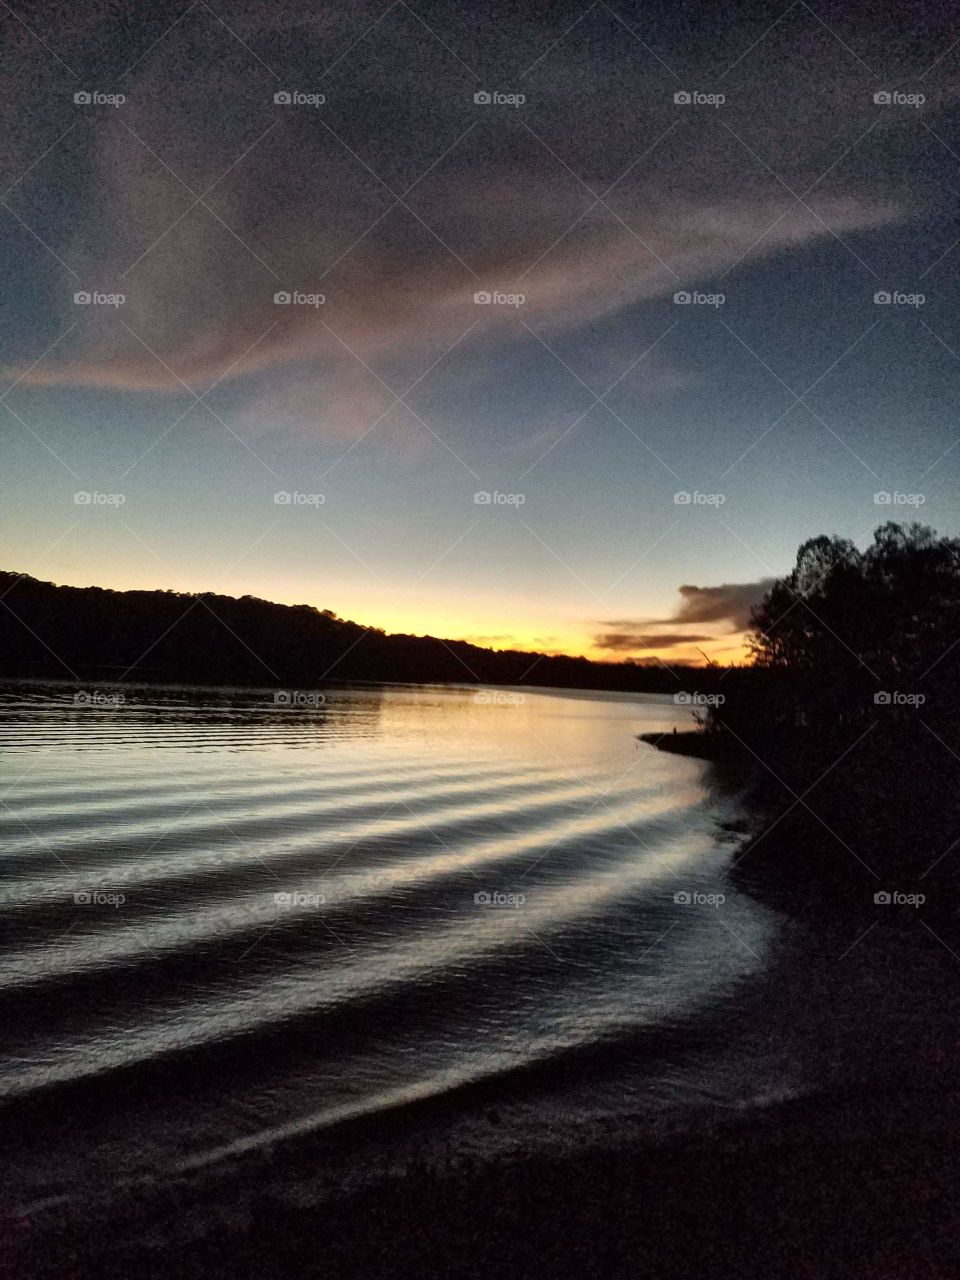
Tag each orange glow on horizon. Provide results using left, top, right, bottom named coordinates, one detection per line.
left=13, top=559, right=751, bottom=669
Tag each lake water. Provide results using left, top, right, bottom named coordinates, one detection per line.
left=0, top=680, right=954, bottom=1223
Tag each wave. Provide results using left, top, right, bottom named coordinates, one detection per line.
left=0, top=682, right=767, bottom=1213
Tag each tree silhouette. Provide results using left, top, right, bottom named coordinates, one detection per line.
left=752, top=522, right=959, bottom=661
left=709, top=524, right=960, bottom=900
left=0, top=570, right=702, bottom=695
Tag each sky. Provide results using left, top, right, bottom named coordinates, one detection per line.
left=2, top=0, right=960, bottom=664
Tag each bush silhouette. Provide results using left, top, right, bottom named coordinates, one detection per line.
left=708, top=523, right=960, bottom=903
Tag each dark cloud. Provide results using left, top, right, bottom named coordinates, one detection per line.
left=595, top=578, right=775, bottom=653
left=594, top=631, right=715, bottom=652
left=656, top=580, right=777, bottom=631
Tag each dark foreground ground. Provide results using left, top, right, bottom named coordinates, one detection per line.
left=8, top=1084, right=960, bottom=1280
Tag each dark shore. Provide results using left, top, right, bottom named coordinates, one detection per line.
left=8, top=1082, right=960, bottom=1280
left=637, top=729, right=717, bottom=758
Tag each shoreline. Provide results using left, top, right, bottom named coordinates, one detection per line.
left=636, top=729, right=717, bottom=758
left=6, top=690, right=957, bottom=1277
left=9, top=1081, right=960, bottom=1279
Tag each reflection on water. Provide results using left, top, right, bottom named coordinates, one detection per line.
left=0, top=679, right=777, bottom=1209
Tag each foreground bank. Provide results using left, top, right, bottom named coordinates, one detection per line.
left=9, top=1081, right=960, bottom=1279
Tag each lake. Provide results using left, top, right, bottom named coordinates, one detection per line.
left=0, top=680, right=954, bottom=1225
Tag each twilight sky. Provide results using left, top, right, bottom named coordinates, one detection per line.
left=2, top=0, right=960, bottom=663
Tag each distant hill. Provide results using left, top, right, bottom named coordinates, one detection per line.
left=0, top=572, right=717, bottom=693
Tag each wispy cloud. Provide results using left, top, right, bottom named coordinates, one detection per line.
left=1, top=0, right=921, bottom=434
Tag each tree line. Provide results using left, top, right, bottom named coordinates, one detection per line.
left=705, top=523, right=960, bottom=902
left=0, top=571, right=702, bottom=694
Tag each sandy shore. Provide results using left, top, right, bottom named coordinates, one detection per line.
left=8, top=1082, right=960, bottom=1279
